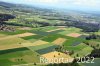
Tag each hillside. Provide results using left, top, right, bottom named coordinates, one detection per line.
left=0, top=1, right=100, bottom=32
left=0, top=1, right=100, bottom=66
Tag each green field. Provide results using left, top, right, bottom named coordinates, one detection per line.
left=36, top=45, right=58, bottom=55
left=72, top=46, right=93, bottom=57
left=41, top=34, right=73, bottom=42
left=58, top=27, right=82, bottom=35
left=28, top=43, right=54, bottom=51
left=63, top=37, right=85, bottom=46
left=64, top=43, right=88, bottom=52
left=0, top=49, right=40, bottom=66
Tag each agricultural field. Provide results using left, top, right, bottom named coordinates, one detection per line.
left=0, top=26, right=97, bottom=66
left=41, top=51, right=74, bottom=63
left=0, top=1, right=100, bottom=66
left=0, top=34, right=7, bottom=38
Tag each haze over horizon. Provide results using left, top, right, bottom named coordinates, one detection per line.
left=0, top=0, right=100, bottom=12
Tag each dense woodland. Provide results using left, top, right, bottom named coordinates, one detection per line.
left=0, top=14, right=15, bottom=31
left=65, top=21, right=100, bottom=32
left=89, top=49, right=100, bottom=58
left=85, top=34, right=100, bottom=40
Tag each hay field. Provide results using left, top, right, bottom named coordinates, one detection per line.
left=0, top=34, right=7, bottom=38
left=17, top=32, right=36, bottom=37
left=21, top=40, right=49, bottom=47
left=41, top=51, right=73, bottom=63
left=67, top=33, right=81, bottom=37
left=52, top=38, right=66, bottom=45
left=0, top=32, right=36, bottom=40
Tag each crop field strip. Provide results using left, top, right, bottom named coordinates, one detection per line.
left=52, top=38, right=66, bottom=45
left=21, top=35, right=44, bottom=40
left=21, top=40, right=49, bottom=47
left=0, top=29, right=34, bottom=35
left=41, top=51, right=74, bottom=63
left=46, top=27, right=66, bottom=32
left=72, top=46, right=93, bottom=57
left=41, top=34, right=73, bottom=42
left=58, top=27, right=82, bottom=35
left=63, top=37, right=85, bottom=46
left=0, top=47, right=29, bottom=55
left=32, top=31, right=50, bottom=36
left=0, top=39, right=49, bottom=51
left=35, top=45, right=58, bottom=55
left=64, top=43, right=88, bottom=52
left=66, top=33, right=82, bottom=38
left=38, top=26, right=58, bottom=31
left=46, top=28, right=61, bottom=32
left=0, top=32, right=35, bottom=41
left=28, top=43, right=54, bottom=51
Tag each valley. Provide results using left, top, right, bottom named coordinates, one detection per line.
left=0, top=1, right=100, bottom=66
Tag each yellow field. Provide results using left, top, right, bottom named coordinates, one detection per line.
left=0, top=39, right=48, bottom=50
left=0, top=32, right=36, bottom=40
left=21, top=40, right=49, bottom=47
left=67, top=33, right=81, bottom=37
left=52, top=38, right=66, bottom=45
left=0, top=37, right=28, bottom=50
left=41, top=51, right=74, bottom=63
left=0, top=44, right=24, bottom=50
left=17, top=32, right=36, bottom=37
left=0, top=34, right=7, bottom=38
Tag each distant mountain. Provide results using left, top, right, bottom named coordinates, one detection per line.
left=0, top=1, right=16, bottom=8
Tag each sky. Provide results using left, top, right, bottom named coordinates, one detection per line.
left=0, top=0, right=100, bottom=11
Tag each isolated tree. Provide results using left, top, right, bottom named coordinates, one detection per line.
left=76, top=54, right=79, bottom=57
left=58, top=53, right=60, bottom=55
left=54, top=55, right=56, bottom=57
left=34, top=63, right=36, bottom=65
left=96, top=44, right=99, bottom=47
left=70, top=50, right=74, bottom=55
